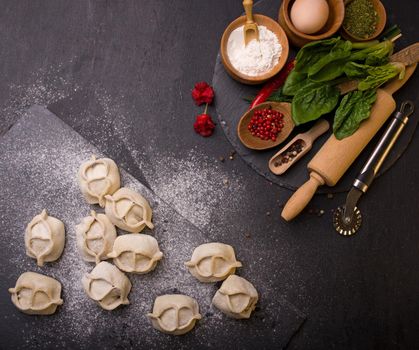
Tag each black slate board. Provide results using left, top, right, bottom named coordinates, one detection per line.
left=213, top=0, right=419, bottom=193
left=0, top=106, right=305, bottom=349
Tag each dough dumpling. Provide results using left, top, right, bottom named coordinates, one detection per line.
left=25, top=209, right=65, bottom=266
left=8, top=272, right=63, bottom=315
left=82, top=261, right=131, bottom=310
left=212, top=275, right=258, bottom=319
left=104, top=187, right=154, bottom=233
left=78, top=155, right=121, bottom=207
left=185, top=242, right=242, bottom=282
left=76, top=210, right=117, bottom=264
left=107, top=234, right=163, bottom=274
left=147, top=294, right=202, bottom=335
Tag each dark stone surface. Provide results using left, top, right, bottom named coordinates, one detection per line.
left=0, top=0, right=418, bottom=349
left=0, top=106, right=305, bottom=349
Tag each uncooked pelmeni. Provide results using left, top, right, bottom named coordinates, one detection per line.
left=104, top=187, right=154, bottom=233
left=25, top=209, right=65, bottom=266
left=8, top=272, right=63, bottom=315
left=76, top=210, right=117, bottom=264
left=107, top=234, right=163, bottom=274
left=185, top=242, right=242, bottom=282
left=78, top=155, right=121, bottom=207
left=147, top=294, right=202, bottom=335
left=212, top=275, right=258, bottom=319
left=82, top=261, right=131, bottom=310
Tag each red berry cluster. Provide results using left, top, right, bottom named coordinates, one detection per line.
left=247, top=108, right=284, bottom=141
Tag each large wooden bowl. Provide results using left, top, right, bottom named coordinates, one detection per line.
left=278, top=0, right=345, bottom=48
left=341, top=0, right=386, bottom=41
left=220, top=14, right=289, bottom=85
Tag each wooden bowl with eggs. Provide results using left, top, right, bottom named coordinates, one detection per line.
left=220, top=14, right=289, bottom=85
left=278, top=0, right=345, bottom=47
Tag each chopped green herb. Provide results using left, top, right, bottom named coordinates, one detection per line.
left=343, top=0, right=378, bottom=39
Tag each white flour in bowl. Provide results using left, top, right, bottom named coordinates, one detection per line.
left=227, top=25, right=282, bottom=77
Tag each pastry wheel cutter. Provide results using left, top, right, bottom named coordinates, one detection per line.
left=333, top=100, right=415, bottom=236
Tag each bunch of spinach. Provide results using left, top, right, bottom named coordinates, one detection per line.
left=273, top=37, right=402, bottom=139
left=333, top=89, right=377, bottom=140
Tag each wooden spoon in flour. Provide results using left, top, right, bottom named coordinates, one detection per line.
left=242, top=0, right=259, bottom=46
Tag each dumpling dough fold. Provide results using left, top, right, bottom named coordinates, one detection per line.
left=25, top=209, right=65, bottom=266
left=9, top=271, right=63, bottom=315
left=105, top=187, right=154, bottom=233
left=82, top=261, right=131, bottom=310
left=76, top=210, right=117, bottom=264
left=147, top=294, right=201, bottom=335
left=78, top=155, right=121, bottom=207
left=107, top=234, right=163, bottom=274
left=212, top=275, right=258, bottom=319
left=185, top=242, right=242, bottom=282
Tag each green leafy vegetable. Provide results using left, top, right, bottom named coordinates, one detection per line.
left=281, top=37, right=396, bottom=136
left=349, top=40, right=393, bottom=65
left=292, top=83, right=340, bottom=125
left=282, top=70, right=309, bottom=96
left=344, top=62, right=405, bottom=90
left=266, top=87, right=293, bottom=103
left=308, top=40, right=352, bottom=77
left=309, top=59, right=348, bottom=82
left=333, top=89, right=377, bottom=139
left=295, top=37, right=340, bottom=73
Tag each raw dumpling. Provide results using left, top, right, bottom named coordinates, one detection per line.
left=104, top=187, right=154, bottom=233
left=76, top=210, right=117, bottom=264
left=82, top=261, right=131, bottom=310
left=212, top=275, right=258, bottom=319
left=185, top=242, right=242, bottom=282
left=147, top=294, right=202, bottom=335
left=25, top=209, right=65, bottom=266
left=8, top=272, right=63, bottom=315
left=78, top=155, right=121, bottom=207
left=107, top=234, right=163, bottom=274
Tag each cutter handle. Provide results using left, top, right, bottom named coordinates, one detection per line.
left=355, top=101, right=413, bottom=192
left=281, top=172, right=325, bottom=221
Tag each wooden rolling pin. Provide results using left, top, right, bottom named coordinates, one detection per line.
left=281, top=63, right=417, bottom=221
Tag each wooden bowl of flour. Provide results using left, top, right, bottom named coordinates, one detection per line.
left=220, top=14, right=289, bottom=85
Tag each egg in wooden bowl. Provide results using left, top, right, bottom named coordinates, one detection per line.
left=278, top=0, right=345, bottom=47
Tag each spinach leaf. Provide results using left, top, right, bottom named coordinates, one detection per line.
left=308, top=40, right=352, bottom=77
left=266, top=87, right=293, bottom=103
left=333, top=89, right=377, bottom=140
left=344, top=62, right=405, bottom=90
left=343, top=61, right=367, bottom=78
left=358, top=63, right=404, bottom=90
left=365, top=40, right=393, bottom=65
left=349, top=40, right=393, bottom=65
left=292, top=83, right=340, bottom=125
left=282, top=70, right=309, bottom=96
left=295, top=37, right=341, bottom=73
left=309, top=58, right=348, bottom=82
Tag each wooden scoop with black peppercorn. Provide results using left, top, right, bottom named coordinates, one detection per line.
left=269, top=119, right=329, bottom=175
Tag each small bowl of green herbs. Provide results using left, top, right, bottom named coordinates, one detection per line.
left=342, top=0, right=386, bottom=41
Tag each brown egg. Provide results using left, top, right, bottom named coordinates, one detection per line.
left=290, top=0, right=330, bottom=34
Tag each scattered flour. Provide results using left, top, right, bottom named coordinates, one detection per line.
left=0, top=61, right=79, bottom=135
left=0, top=63, right=304, bottom=348
left=139, top=148, right=247, bottom=231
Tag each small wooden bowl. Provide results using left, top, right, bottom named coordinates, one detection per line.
left=341, top=0, right=386, bottom=41
left=278, top=0, right=345, bottom=48
left=220, top=15, right=289, bottom=85
left=237, top=102, right=294, bottom=150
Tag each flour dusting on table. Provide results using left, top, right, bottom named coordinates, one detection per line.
left=0, top=106, right=304, bottom=349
